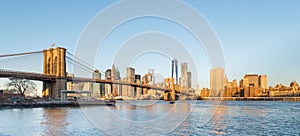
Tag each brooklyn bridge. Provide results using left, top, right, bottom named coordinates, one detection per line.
left=0, top=47, right=178, bottom=101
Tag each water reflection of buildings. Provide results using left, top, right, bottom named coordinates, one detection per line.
left=42, top=108, right=68, bottom=136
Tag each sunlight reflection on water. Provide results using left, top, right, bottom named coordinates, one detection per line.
left=0, top=101, right=299, bottom=136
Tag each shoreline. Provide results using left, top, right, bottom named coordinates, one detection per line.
left=200, top=97, right=300, bottom=101
left=0, top=101, right=115, bottom=109
left=1, top=97, right=300, bottom=109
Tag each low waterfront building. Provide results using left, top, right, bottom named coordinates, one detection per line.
left=200, top=88, right=210, bottom=98
left=269, top=81, right=300, bottom=97
left=240, top=74, right=268, bottom=97
left=224, top=79, right=239, bottom=97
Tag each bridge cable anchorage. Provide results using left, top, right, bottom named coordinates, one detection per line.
left=0, top=51, right=43, bottom=58
left=66, top=52, right=105, bottom=74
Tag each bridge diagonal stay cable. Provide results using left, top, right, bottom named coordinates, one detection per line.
left=67, top=52, right=96, bottom=68
left=66, top=57, right=94, bottom=73
left=66, top=52, right=105, bottom=74
left=66, top=55, right=105, bottom=76
left=66, top=57, right=104, bottom=76
left=66, top=59, right=94, bottom=75
left=66, top=56, right=95, bottom=71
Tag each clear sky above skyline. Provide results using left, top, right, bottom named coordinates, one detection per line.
left=0, top=0, right=300, bottom=88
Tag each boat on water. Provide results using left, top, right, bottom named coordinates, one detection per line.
left=114, top=96, right=123, bottom=100
left=169, top=101, right=175, bottom=104
left=105, top=100, right=116, bottom=106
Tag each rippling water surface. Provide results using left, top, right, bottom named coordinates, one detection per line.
left=0, top=101, right=299, bottom=135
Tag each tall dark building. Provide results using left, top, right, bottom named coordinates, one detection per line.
left=171, top=59, right=179, bottom=84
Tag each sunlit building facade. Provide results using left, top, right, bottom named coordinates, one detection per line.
left=210, top=67, right=225, bottom=97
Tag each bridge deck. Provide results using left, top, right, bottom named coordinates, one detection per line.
left=0, top=69, right=56, bottom=82
left=0, top=69, right=179, bottom=93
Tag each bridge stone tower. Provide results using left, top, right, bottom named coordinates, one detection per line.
left=164, top=78, right=176, bottom=101
left=42, top=47, right=67, bottom=100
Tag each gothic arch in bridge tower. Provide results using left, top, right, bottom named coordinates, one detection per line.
left=42, top=47, right=67, bottom=100
left=47, top=58, right=51, bottom=74
left=53, top=56, right=57, bottom=75
left=43, top=47, right=66, bottom=77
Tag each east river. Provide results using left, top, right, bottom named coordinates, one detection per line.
left=0, top=101, right=299, bottom=135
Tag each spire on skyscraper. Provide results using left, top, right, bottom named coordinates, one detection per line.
left=171, top=58, right=178, bottom=84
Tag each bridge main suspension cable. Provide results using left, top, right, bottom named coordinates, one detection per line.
left=0, top=50, right=106, bottom=76
left=0, top=51, right=43, bottom=58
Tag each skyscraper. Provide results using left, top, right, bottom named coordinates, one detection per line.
left=171, top=59, right=179, bottom=84
left=111, top=64, right=119, bottom=96
left=148, top=69, right=155, bottom=85
left=105, top=69, right=112, bottom=80
left=127, top=67, right=135, bottom=82
left=141, top=69, right=155, bottom=96
left=135, top=74, right=142, bottom=96
left=126, top=67, right=135, bottom=97
left=92, top=70, right=101, bottom=98
left=105, top=69, right=112, bottom=96
left=181, top=63, right=188, bottom=93
left=111, top=65, right=116, bottom=81
left=210, top=67, right=225, bottom=97
left=116, top=67, right=121, bottom=80
left=115, top=67, right=121, bottom=96
left=187, top=71, right=192, bottom=89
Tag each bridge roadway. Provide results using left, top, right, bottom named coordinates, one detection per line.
left=0, top=69, right=56, bottom=82
left=0, top=69, right=176, bottom=93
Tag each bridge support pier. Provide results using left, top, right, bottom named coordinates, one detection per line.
left=164, top=91, right=175, bottom=101
left=110, top=83, right=114, bottom=98
left=43, top=78, right=67, bottom=100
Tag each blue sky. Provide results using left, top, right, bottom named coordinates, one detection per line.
left=0, top=0, right=300, bottom=90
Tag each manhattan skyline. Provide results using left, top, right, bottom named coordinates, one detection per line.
left=0, top=0, right=299, bottom=88
left=1, top=1, right=300, bottom=135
